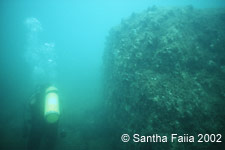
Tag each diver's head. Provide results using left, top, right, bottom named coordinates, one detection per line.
left=34, top=82, right=53, bottom=92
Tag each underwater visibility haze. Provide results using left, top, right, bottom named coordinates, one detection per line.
left=0, top=0, right=225, bottom=150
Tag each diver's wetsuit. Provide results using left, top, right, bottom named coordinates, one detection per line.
left=27, top=89, right=58, bottom=150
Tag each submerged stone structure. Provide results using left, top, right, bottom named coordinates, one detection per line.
left=103, top=6, right=225, bottom=150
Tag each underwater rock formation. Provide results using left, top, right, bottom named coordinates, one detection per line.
left=103, top=6, right=225, bottom=150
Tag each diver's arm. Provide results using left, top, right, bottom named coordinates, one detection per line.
left=22, top=93, right=36, bottom=138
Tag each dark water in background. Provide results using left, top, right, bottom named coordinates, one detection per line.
left=0, top=0, right=225, bottom=150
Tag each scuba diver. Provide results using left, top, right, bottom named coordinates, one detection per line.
left=23, top=84, right=60, bottom=150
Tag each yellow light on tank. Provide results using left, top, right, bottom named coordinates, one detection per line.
left=44, top=86, right=60, bottom=123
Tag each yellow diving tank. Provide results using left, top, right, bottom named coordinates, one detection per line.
left=44, top=86, right=60, bottom=123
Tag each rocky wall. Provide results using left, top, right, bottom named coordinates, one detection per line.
left=103, top=6, right=225, bottom=150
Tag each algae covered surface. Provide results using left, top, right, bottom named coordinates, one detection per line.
left=103, top=6, right=225, bottom=150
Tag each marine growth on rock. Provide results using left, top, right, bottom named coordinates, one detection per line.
left=103, top=6, right=225, bottom=150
